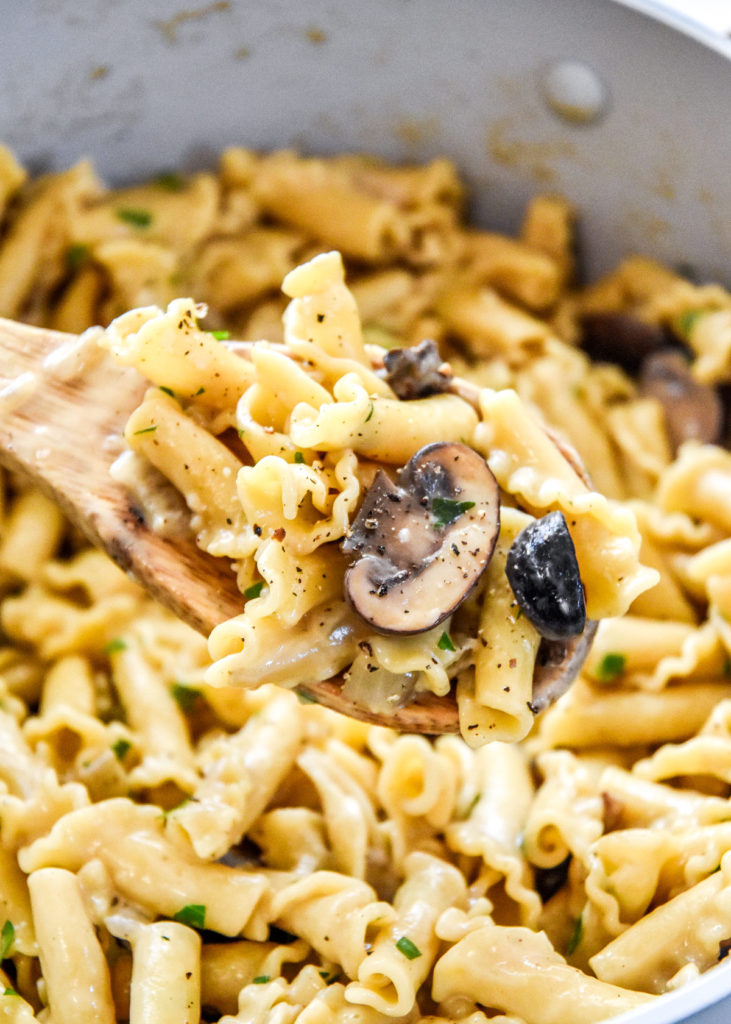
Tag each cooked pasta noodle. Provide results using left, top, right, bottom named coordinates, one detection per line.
left=2, top=146, right=731, bottom=1023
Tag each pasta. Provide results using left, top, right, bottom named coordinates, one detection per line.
left=3, top=146, right=731, bottom=1023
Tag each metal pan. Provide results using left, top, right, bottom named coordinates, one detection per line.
left=2, top=2, right=731, bottom=1020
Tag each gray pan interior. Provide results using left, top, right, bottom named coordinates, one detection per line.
left=2, top=2, right=731, bottom=1022
left=2, top=0, right=730, bottom=286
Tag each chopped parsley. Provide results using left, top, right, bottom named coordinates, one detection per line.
left=159, top=385, right=176, bottom=397
left=170, top=682, right=202, bottom=713
left=365, top=401, right=374, bottom=423
left=66, top=242, right=90, bottom=272
left=595, top=652, right=626, bottom=683
left=244, top=581, right=264, bottom=600
left=162, top=797, right=191, bottom=818
left=566, top=913, right=583, bottom=955
left=2, top=988, right=17, bottom=997
left=253, top=975, right=271, bottom=984
left=319, top=970, right=341, bottom=985
left=0, top=920, right=14, bottom=960
left=395, top=936, right=422, bottom=960
left=297, top=691, right=319, bottom=704
left=673, top=309, right=704, bottom=339
left=293, top=451, right=305, bottom=464
left=195, top=386, right=206, bottom=396
left=431, top=497, right=475, bottom=528
left=208, top=329, right=231, bottom=341
left=462, top=792, right=481, bottom=819
left=116, top=207, right=152, bottom=228
left=437, top=631, right=456, bottom=652
left=105, top=637, right=127, bottom=654
left=132, top=424, right=157, bottom=435
left=155, top=171, right=185, bottom=192
left=172, top=904, right=206, bottom=929
left=111, top=738, right=132, bottom=761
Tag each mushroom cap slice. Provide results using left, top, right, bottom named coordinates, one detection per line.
left=343, top=442, right=500, bottom=635
left=639, top=349, right=723, bottom=451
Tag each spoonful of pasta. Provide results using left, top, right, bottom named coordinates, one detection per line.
left=0, top=252, right=655, bottom=743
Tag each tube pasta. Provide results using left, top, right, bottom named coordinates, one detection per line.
left=171, top=689, right=303, bottom=859
left=20, top=800, right=270, bottom=936
left=345, top=852, right=465, bottom=1016
left=464, top=507, right=541, bottom=745
left=126, top=921, right=201, bottom=1024
left=5, top=147, right=731, bottom=1024
left=28, top=867, right=116, bottom=1024
left=432, top=924, right=655, bottom=1024
left=445, top=743, right=541, bottom=926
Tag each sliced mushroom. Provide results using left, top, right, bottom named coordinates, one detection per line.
left=343, top=442, right=500, bottom=635
left=382, top=339, right=453, bottom=399
left=505, top=511, right=586, bottom=642
left=580, top=312, right=667, bottom=373
left=639, top=349, right=723, bottom=451
left=530, top=621, right=598, bottom=714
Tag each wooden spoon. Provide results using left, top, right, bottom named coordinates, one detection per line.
left=0, top=317, right=595, bottom=733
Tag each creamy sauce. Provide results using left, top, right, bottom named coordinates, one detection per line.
left=110, top=450, right=192, bottom=540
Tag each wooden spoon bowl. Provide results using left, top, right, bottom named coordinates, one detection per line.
left=0, top=318, right=595, bottom=733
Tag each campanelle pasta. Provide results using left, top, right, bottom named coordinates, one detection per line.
left=3, top=146, right=731, bottom=1023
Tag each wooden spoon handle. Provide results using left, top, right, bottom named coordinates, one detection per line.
left=0, top=318, right=244, bottom=634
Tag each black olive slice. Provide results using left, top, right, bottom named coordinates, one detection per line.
left=505, top=510, right=586, bottom=641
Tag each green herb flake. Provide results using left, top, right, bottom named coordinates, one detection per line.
left=105, top=637, right=127, bottom=654
left=297, top=691, right=319, bottom=704
left=2, top=988, right=17, bottom=997
left=116, top=207, right=153, bottom=228
left=0, top=920, right=14, bottom=960
left=462, top=792, right=481, bottom=819
left=596, top=652, right=626, bottom=683
left=319, top=970, right=341, bottom=985
left=66, top=242, right=90, bottom=272
left=431, top=497, right=475, bottom=528
left=195, top=386, right=206, bottom=396
left=395, top=936, right=422, bottom=960
left=111, top=738, right=132, bottom=762
left=566, top=913, right=583, bottom=955
left=159, top=386, right=176, bottom=397
left=155, top=171, right=185, bottom=192
left=172, top=904, right=206, bottom=929
left=244, top=581, right=264, bottom=600
left=170, top=682, right=202, bottom=714
left=365, top=401, right=374, bottom=423
left=208, top=329, right=231, bottom=341
left=293, top=451, right=305, bottom=464
left=132, top=424, right=157, bottom=435
left=674, top=309, right=704, bottom=339
left=162, top=797, right=191, bottom=819
left=437, top=631, right=456, bottom=652
left=253, top=975, right=271, bottom=984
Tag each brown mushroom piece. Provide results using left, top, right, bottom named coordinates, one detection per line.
left=382, top=339, right=453, bottom=399
left=580, top=312, right=667, bottom=373
left=639, top=349, right=723, bottom=451
left=343, top=442, right=500, bottom=635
